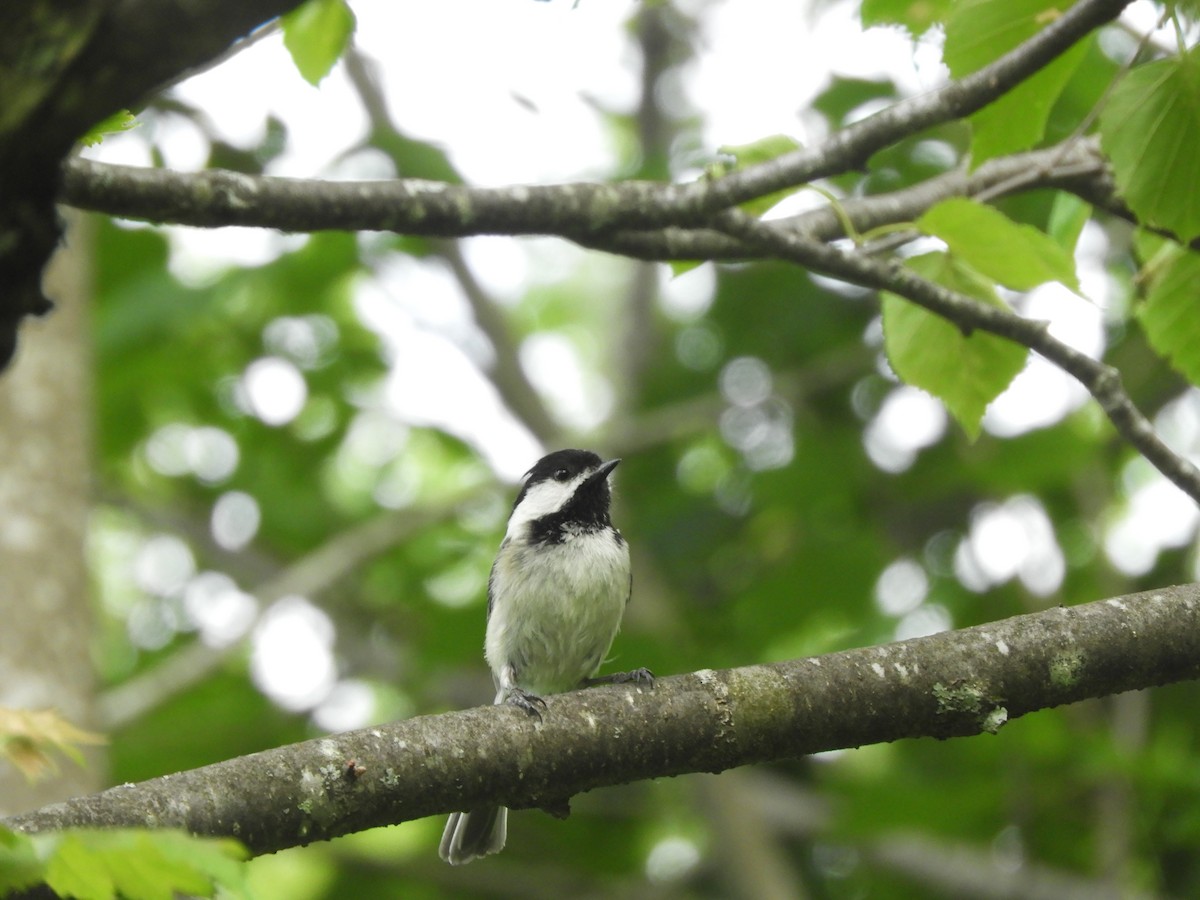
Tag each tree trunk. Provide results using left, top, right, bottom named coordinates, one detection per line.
left=0, top=214, right=101, bottom=814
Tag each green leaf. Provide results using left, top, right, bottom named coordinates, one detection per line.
left=1137, top=250, right=1200, bottom=386
left=282, top=0, right=356, bottom=86
left=812, top=77, right=897, bottom=131
left=0, top=826, right=44, bottom=894
left=79, top=109, right=137, bottom=147
left=882, top=251, right=1028, bottom=438
left=43, top=829, right=250, bottom=900
left=374, top=131, right=462, bottom=183
left=918, top=197, right=1080, bottom=291
left=944, top=0, right=1089, bottom=164
left=1100, top=46, right=1200, bottom=242
left=944, top=0, right=1060, bottom=76
left=861, top=0, right=953, bottom=36
left=1046, top=192, right=1091, bottom=253
left=1132, top=228, right=1171, bottom=273
left=45, top=834, right=116, bottom=900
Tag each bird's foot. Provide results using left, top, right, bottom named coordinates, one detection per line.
left=504, top=687, right=548, bottom=718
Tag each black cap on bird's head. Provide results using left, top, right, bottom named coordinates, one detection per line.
left=519, top=448, right=618, bottom=499
left=508, top=449, right=621, bottom=541
left=525, top=448, right=610, bottom=481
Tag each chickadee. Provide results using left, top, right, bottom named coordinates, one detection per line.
left=439, top=449, right=653, bottom=865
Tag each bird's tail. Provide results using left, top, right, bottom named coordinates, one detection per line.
left=439, top=805, right=507, bottom=865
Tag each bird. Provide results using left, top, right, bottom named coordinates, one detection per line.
left=439, top=448, right=653, bottom=865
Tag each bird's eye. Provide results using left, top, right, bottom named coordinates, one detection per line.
left=554, top=468, right=570, bottom=481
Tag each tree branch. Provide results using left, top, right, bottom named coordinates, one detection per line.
left=60, top=136, right=1121, bottom=274
left=61, top=0, right=1133, bottom=236
left=60, top=139, right=1109, bottom=252
left=666, top=0, right=1134, bottom=214
left=61, top=157, right=678, bottom=236
left=18, top=0, right=1135, bottom=377
left=710, top=208, right=1200, bottom=505
left=64, top=135, right=1200, bottom=505
left=590, top=139, right=1112, bottom=261
left=7, top=584, right=1200, bottom=856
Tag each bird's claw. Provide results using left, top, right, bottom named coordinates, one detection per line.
left=615, top=667, right=656, bottom=687
left=505, top=687, right=548, bottom=718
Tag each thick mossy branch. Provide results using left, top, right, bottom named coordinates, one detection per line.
left=6, top=585, right=1200, bottom=856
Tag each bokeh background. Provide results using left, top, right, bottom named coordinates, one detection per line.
left=8, top=0, right=1200, bottom=896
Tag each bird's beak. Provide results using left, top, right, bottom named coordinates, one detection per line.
left=588, top=458, right=620, bottom=485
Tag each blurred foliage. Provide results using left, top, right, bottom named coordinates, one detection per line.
left=0, top=825, right=250, bottom=900
left=0, top=710, right=104, bottom=782
left=6, top=0, right=1200, bottom=898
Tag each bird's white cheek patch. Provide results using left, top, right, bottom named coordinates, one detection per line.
left=505, top=476, right=589, bottom=539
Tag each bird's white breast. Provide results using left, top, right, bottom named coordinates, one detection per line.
left=485, top=527, right=630, bottom=697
